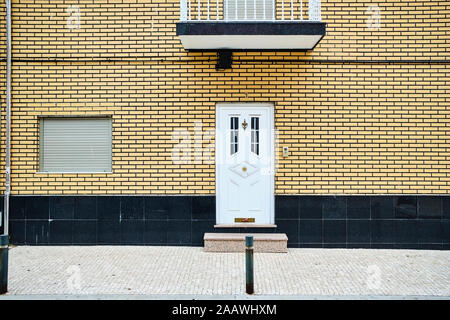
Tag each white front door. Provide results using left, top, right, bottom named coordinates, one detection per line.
left=216, top=104, right=274, bottom=225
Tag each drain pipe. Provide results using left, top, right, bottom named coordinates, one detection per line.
left=1, top=0, right=12, bottom=295
left=3, top=0, right=11, bottom=236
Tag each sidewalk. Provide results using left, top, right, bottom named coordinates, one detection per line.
left=2, top=246, right=449, bottom=298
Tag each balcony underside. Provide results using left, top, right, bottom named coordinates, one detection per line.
left=176, top=21, right=326, bottom=51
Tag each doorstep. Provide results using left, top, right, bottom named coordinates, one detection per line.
left=203, top=233, right=288, bottom=253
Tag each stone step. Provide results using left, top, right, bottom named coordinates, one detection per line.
left=203, top=233, right=288, bottom=253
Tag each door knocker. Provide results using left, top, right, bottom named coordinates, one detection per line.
left=242, top=119, right=248, bottom=130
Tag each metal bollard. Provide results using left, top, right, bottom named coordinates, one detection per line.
left=245, top=235, right=254, bottom=294
left=0, top=235, right=8, bottom=294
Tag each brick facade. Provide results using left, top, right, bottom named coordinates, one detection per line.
left=0, top=0, right=448, bottom=196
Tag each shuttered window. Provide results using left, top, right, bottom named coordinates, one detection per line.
left=40, top=117, right=112, bottom=173
left=225, top=0, right=275, bottom=20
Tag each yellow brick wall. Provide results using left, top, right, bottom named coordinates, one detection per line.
left=0, top=0, right=449, bottom=195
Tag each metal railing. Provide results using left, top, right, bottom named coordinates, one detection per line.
left=180, top=0, right=321, bottom=22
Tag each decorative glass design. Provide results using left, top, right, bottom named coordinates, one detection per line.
left=230, top=117, right=239, bottom=155
left=251, top=117, right=259, bottom=155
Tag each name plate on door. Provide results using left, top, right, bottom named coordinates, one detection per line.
left=235, top=217, right=255, bottom=223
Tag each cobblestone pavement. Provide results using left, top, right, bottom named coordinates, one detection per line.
left=4, top=246, right=450, bottom=297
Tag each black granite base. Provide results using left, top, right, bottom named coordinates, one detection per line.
left=2, top=195, right=449, bottom=249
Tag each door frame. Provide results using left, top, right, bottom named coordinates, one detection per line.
left=215, top=103, right=275, bottom=225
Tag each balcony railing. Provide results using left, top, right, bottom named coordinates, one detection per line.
left=180, top=0, right=321, bottom=22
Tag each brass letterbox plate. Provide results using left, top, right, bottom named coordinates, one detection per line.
left=235, top=217, right=255, bottom=223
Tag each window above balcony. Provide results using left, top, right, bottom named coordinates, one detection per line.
left=176, top=0, right=326, bottom=50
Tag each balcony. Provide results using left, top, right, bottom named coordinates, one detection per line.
left=176, top=0, right=326, bottom=50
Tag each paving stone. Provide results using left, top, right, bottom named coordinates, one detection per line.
left=4, top=246, right=450, bottom=296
